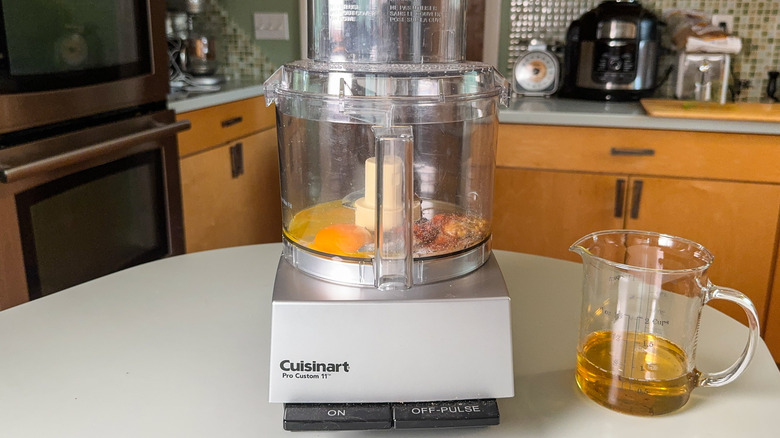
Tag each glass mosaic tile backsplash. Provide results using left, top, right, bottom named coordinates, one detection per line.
left=505, top=0, right=780, bottom=101
left=195, top=0, right=777, bottom=102
left=190, top=0, right=278, bottom=82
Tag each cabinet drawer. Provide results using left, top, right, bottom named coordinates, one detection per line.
left=176, top=97, right=276, bottom=157
left=497, top=124, right=780, bottom=183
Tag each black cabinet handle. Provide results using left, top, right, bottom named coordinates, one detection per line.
left=630, top=179, right=643, bottom=219
left=221, top=116, right=243, bottom=128
left=614, top=178, right=626, bottom=218
left=611, top=147, right=655, bottom=156
left=229, top=142, right=244, bottom=178
left=767, top=71, right=778, bottom=102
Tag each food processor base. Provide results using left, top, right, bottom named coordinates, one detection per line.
left=268, top=254, right=515, bottom=429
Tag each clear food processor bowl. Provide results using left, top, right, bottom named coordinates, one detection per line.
left=265, top=60, right=508, bottom=288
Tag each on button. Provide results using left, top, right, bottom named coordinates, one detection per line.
left=283, top=403, right=392, bottom=431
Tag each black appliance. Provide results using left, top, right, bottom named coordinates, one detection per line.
left=563, top=0, right=660, bottom=101
left=0, top=0, right=189, bottom=308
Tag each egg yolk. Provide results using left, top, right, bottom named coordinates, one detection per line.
left=312, top=224, right=372, bottom=256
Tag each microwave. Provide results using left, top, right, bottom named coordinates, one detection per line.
left=0, top=0, right=170, bottom=136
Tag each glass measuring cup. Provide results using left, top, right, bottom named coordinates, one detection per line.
left=569, top=230, right=760, bottom=416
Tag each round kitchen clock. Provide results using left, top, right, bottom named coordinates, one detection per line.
left=512, top=41, right=560, bottom=97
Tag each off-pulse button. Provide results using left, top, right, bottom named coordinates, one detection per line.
left=283, top=403, right=392, bottom=431
left=393, top=399, right=500, bottom=429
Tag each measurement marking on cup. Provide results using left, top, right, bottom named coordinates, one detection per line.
left=607, top=273, right=637, bottom=283
left=636, top=316, right=670, bottom=326
left=597, top=308, right=669, bottom=326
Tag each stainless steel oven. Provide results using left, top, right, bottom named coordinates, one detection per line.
left=0, top=0, right=169, bottom=133
left=0, top=0, right=188, bottom=309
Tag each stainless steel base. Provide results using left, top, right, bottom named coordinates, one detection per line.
left=268, top=254, right=515, bottom=403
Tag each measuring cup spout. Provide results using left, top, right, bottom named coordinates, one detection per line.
left=568, top=230, right=612, bottom=264
left=568, top=242, right=590, bottom=262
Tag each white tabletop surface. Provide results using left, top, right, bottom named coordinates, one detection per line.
left=1, top=243, right=779, bottom=437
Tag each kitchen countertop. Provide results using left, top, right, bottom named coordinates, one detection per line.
left=167, top=78, right=266, bottom=113
left=167, top=81, right=780, bottom=135
left=500, top=97, right=780, bottom=135
left=1, top=243, right=779, bottom=437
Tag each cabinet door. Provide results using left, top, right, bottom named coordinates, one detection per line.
left=241, top=128, right=283, bottom=244
left=180, top=129, right=282, bottom=253
left=764, top=252, right=780, bottom=363
left=625, top=176, right=780, bottom=328
left=493, top=168, right=625, bottom=262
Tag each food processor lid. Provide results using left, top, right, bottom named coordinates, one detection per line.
left=264, top=59, right=509, bottom=103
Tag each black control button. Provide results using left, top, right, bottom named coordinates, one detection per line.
left=393, top=399, right=500, bottom=429
left=283, top=403, right=392, bottom=431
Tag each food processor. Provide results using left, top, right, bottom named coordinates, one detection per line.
left=265, top=0, right=514, bottom=430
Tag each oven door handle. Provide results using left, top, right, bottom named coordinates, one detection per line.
left=1, top=119, right=191, bottom=184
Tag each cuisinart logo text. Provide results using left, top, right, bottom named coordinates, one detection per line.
left=279, top=360, right=350, bottom=380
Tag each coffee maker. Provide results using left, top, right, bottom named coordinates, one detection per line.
left=563, top=0, right=660, bottom=100
left=264, top=0, right=514, bottom=431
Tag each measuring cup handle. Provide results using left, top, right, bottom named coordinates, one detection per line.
left=698, top=285, right=760, bottom=388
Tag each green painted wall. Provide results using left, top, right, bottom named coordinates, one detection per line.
left=219, top=0, right=301, bottom=67
left=497, top=2, right=512, bottom=78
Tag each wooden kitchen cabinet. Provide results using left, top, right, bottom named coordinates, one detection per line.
left=765, top=252, right=780, bottom=365
left=494, top=123, right=780, bottom=362
left=176, top=97, right=282, bottom=253
left=494, top=169, right=624, bottom=261
left=626, top=176, right=780, bottom=328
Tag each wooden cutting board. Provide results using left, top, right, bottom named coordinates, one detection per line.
left=640, top=98, right=780, bottom=122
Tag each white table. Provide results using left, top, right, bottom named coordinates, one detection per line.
left=1, top=244, right=779, bottom=437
